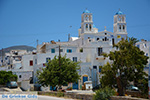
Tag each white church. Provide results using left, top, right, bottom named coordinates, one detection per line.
left=28, top=9, right=128, bottom=90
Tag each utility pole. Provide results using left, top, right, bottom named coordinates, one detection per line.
left=36, top=39, right=39, bottom=53
left=68, top=26, right=72, bottom=41
left=1, top=48, right=4, bottom=66
left=59, top=45, right=61, bottom=67
left=58, top=44, right=61, bottom=89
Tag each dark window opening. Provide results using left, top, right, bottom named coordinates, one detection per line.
left=93, top=66, right=97, bottom=69
left=105, top=37, right=107, bottom=41
left=89, top=24, right=92, bottom=31
left=105, top=33, right=107, bottom=35
left=60, top=49, right=63, bottom=52
left=73, top=57, right=77, bottom=62
left=112, top=38, right=115, bottom=45
left=98, top=47, right=103, bottom=56
left=97, top=38, right=99, bottom=41
left=46, top=58, right=51, bottom=63
left=30, top=60, right=33, bottom=66
left=67, top=49, right=72, bottom=53
left=19, top=75, right=21, bottom=78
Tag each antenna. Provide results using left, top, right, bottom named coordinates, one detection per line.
left=68, top=26, right=72, bottom=41
left=36, top=39, right=39, bottom=46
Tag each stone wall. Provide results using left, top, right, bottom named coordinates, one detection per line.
left=38, top=91, right=93, bottom=100
left=38, top=91, right=148, bottom=100
left=110, top=96, right=148, bottom=100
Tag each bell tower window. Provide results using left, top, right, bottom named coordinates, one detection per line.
left=89, top=15, right=91, bottom=21
left=119, top=25, right=121, bottom=32
left=86, top=24, right=88, bottom=31
left=123, top=25, right=125, bottom=32
left=89, top=24, right=92, bottom=31
left=85, top=15, right=88, bottom=21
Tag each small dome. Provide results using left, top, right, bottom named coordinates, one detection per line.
left=116, top=10, right=123, bottom=15
left=93, top=24, right=96, bottom=28
left=83, top=9, right=90, bottom=13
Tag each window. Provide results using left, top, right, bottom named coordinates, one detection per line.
left=86, top=24, right=88, bottom=31
left=89, top=24, right=92, bottom=31
left=80, top=48, right=83, bottom=52
left=137, top=45, right=140, bottom=48
left=19, top=75, right=21, bottom=78
left=98, top=47, right=103, bottom=56
left=105, top=37, right=107, bottom=41
left=89, top=15, right=91, bottom=21
left=46, top=58, right=51, bottom=63
left=99, top=68, right=101, bottom=72
left=73, top=57, right=77, bottom=62
left=30, top=60, right=33, bottom=66
left=35, top=59, right=37, bottom=64
left=97, top=38, right=99, bottom=41
left=119, top=25, right=121, bottom=32
left=60, top=49, right=63, bottom=52
left=146, top=53, right=148, bottom=57
left=112, top=38, right=115, bottom=46
left=67, top=49, right=72, bottom=53
left=123, top=25, right=125, bottom=31
left=51, top=48, right=55, bottom=53
left=93, top=66, right=97, bottom=69
left=105, top=33, right=107, bottom=35
left=145, top=44, right=147, bottom=47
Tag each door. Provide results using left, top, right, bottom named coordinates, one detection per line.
left=83, top=76, right=88, bottom=85
left=73, top=82, right=78, bottom=89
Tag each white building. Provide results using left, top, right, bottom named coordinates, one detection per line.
left=31, top=9, right=128, bottom=89
left=0, top=50, right=35, bottom=82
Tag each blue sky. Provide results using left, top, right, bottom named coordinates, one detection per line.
left=0, top=0, right=150, bottom=48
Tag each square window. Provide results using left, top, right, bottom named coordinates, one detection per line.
left=99, top=68, right=101, bottom=72
left=51, top=49, right=55, bottom=53
left=93, top=66, right=97, bottom=69
left=137, top=45, right=140, bottom=48
left=19, top=75, right=22, bottom=78
left=73, top=57, right=77, bottom=62
left=60, top=49, right=63, bottom=52
left=35, top=59, right=37, bottom=64
left=46, top=58, right=51, bottom=63
left=98, top=48, right=103, bottom=56
left=67, top=49, right=72, bottom=53
left=30, top=60, right=33, bottom=66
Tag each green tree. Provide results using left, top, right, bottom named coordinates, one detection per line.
left=101, top=38, right=149, bottom=96
left=0, top=71, right=18, bottom=85
left=37, top=55, right=80, bottom=88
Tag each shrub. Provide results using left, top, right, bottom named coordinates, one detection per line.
left=93, top=87, right=115, bottom=100
left=57, top=91, right=64, bottom=97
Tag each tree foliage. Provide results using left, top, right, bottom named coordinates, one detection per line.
left=101, top=38, right=149, bottom=96
left=37, top=55, right=80, bottom=88
left=0, top=71, right=18, bottom=85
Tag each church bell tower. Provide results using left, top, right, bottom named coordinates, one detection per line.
left=81, top=9, right=94, bottom=34
left=113, top=9, right=127, bottom=43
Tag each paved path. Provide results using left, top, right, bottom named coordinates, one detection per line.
left=0, top=94, right=76, bottom=100
left=38, top=95, right=76, bottom=100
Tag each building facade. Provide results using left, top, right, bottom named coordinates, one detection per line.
left=32, top=9, right=128, bottom=89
